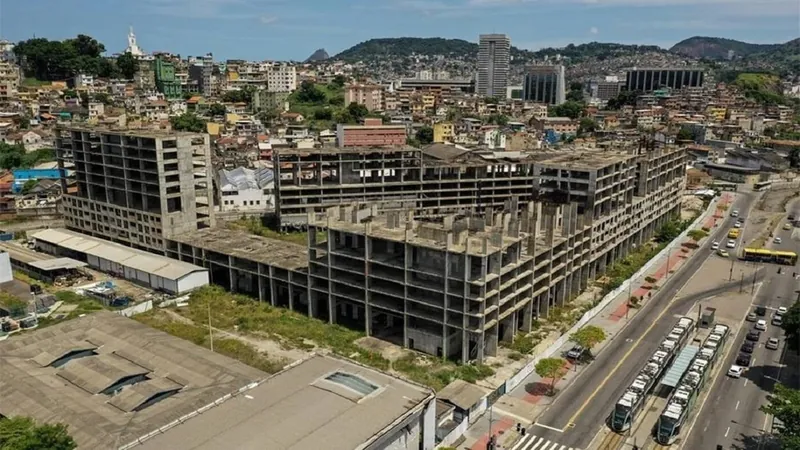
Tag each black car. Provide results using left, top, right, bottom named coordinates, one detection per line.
left=740, top=341, right=755, bottom=354
left=566, top=346, right=585, bottom=360
left=755, top=306, right=767, bottom=316
left=737, top=352, right=752, bottom=366
left=746, top=330, right=761, bottom=341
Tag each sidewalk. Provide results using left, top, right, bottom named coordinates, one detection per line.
left=457, top=193, right=735, bottom=449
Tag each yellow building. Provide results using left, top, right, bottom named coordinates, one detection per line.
left=206, top=122, right=222, bottom=136
left=705, top=106, right=726, bottom=122
left=421, top=94, right=435, bottom=111
left=433, top=122, right=454, bottom=143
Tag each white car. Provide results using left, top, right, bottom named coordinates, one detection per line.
left=731, top=210, right=740, bottom=218
left=766, top=338, right=780, bottom=350
left=755, top=319, right=767, bottom=331
left=734, top=222, right=742, bottom=228
left=774, top=237, right=782, bottom=244
left=728, top=365, right=744, bottom=378
left=778, top=307, right=788, bottom=315
left=711, top=241, right=720, bottom=250
left=727, top=240, right=736, bottom=248
left=772, top=315, right=783, bottom=326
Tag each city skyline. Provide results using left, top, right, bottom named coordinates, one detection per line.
left=0, top=0, right=797, bottom=61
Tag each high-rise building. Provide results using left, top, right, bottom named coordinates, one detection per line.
left=477, top=34, right=510, bottom=98
left=56, top=127, right=215, bottom=253
left=522, top=65, right=565, bottom=105
left=188, top=54, right=215, bottom=97
left=153, top=57, right=182, bottom=100
left=624, top=68, right=705, bottom=92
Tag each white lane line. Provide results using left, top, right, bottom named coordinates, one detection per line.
left=744, top=378, right=749, bottom=387
left=533, top=422, right=564, bottom=433
left=735, top=400, right=740, bottom=410
left=725, top=426, right=730, bottom=437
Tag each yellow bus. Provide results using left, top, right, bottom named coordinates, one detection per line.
left=728, top=229, right=740, bottom=239
left=742, top=248, right=798, bottom=265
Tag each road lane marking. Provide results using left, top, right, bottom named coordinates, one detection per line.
left=534, top=422, right=564, bottom=433
left=744, top=378, right=749, bottom=387
left=735, top=400, right=740, bottom=410
left=725, top=426, right=730, bottom=437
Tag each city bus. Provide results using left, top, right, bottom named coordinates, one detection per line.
left=754, top=180, right=773, bottom=192
left=742, top=248, right=798, bottom=265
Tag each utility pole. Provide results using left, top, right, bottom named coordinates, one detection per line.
left=207, top=298, right=214, bottom=352
left=739, top=273, right=744, bottom=293
left=729, top=258, right=734, bottom=281
left=751, top=268, right=757, bottom=294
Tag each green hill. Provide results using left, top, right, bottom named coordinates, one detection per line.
left=670, top=36, right=779, bottom=59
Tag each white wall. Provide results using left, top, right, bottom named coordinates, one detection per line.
left=0, top=252, right=12, bottom=284
left=177, top=271, right=210, bottom=294
left=219, top=186, right=274, bottom=212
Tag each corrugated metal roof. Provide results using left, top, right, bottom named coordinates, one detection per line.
left=661, top=345, right=699, bottom=388
left=31, top=229, right=205, bottom=281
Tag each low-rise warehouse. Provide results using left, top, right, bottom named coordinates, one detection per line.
left=31, top=228, right=208, bottom=295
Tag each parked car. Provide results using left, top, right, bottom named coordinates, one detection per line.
left=766, top=338, right=780, bottom=350
left=737, top=353, right=752, bottom=366
left=728, top=365, right=744, bottom=378
left=746, top=330, right=761, bottom=341
left=778, top=307, right=788, bottom=315
left=566, top=346, right=585, bottom=360
left=755, top=320, right=767, bottom=331
left=740, top=341, right=755, bottom=354
left=746, top=312, right=757, bottom=322
left=772, top=315, right=783, bottom=326
left=755, top=306, right=767, bottom=316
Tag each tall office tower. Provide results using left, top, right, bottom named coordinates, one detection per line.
left=522, top=65, right=566, bottom=105
left=56, top=127, right=215, bottom=253
left=624, top=68, right=705, bottom=92
left=477, top=34, right=510, bottom=98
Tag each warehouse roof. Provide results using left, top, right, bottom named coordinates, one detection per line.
left=32, top=228, right=205, bottom=281
left=128, top=354, right=433, bottom=450
left=0, top=312, right=266, bottom=450
left=28, top=257, right=87, bottom=271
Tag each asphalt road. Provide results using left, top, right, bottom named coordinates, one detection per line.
left=681, top=201, right=800, bottom=450
left=526, top=193, right=757, bottom=450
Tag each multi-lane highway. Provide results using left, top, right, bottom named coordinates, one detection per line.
left=681, top=200, right=800, bottom=450
left=515, top=193, right=757, bottom=450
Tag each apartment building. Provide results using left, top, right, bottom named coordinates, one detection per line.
left=336, top=118, right=407, bottom=148
left=0, top=61, right=19, bottom=102
left=433, top=122, right=455, bottom=143
left=266, top=62, right=297, bottom=93
left=188, top=54, right=216, bottom=97
left=56, top=127, right=215, bottom=253
left=345, top=83, right=384, bottom=112
left=477, top=34, right=510, bottom=98
left=169, top=144, right=685, bottom=362
left=625, top=68, right=705, bottom=92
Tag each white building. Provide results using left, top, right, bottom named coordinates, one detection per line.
left=477, top=34, right=510, bottom=98
left=0, top=251, right=12, bottom=284
left=74, top=73, right=94, bottom=88
left=218, top=167, right=275, bottom=212
left=266, top=62, right=297, bottom=93
left=125, top=26, right=144, bottom=57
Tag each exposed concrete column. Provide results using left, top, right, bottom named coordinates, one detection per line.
left=364, top=226, right=372, bottom=337
left=521, top=300, right=533, bottom=333
left=442, top=235, right=452, bottom=360
left=326, top=226, right=335, bottom=324
left=462, top=240, right=472, bottom=364
left=403, top=239, right=410, bottom=348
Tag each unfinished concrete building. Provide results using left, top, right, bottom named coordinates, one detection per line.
left=56, top=127, right=215, bottom=253
left=168, top=145, right=685, bottom=363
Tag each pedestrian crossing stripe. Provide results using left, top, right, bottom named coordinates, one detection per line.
left=510, top=434, right=581, bottom=450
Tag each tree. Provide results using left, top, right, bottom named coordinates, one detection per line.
left=569, top=81, right=583, bottom=92
left=20, top=179, right=38, bottom=195
left=687, top=229, right=708, bottom=244
left=294, top=81, right=326, bottom=104
left=208, top=103, right=227, bottom=117
left=347, top=102, right=369, bottom=122
left=221, top=87, right=255, bottom=104
left=534, top=357, right=565, bottom=395
left=578, top=117, right=597, bottom=135
left=655, top=219, right=682, bottom=243
left=0, top=415, right=77, bottom=450
left=760, top=384, right=800, bottom=449
left=606, top=90, right=639, bottom=110
left=781, top=301, right=800, bottom=354
left=170, top=113, right=206, bottom=133
left=313, top=108, right=333, bottom=121
left=566, top=89, right=584, bottom=102
left=416, top=126, right=434, bottom=145
left=570, top=326, right=607, bottom=356
left=677, top=127, right=694, bottom=142
left=116, top=52, right=138, bottom=80
left=331, top=75, right=347, bottom=88
left=549, top=100, right=584, bottom=120
left=487, top=114, right=509, bottom=126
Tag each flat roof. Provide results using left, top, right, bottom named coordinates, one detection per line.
left=0, top=312, right=266, bottom=450
left=32, top=228, right=206, bottom=281
left=705, top=162, right=761, bottom=174
left=661, top=345, right=699, bottom=388
left=171, top=228, right=309, bottom=271
left=129, top=354, right=433, bottom=450
left=437, top=379, right=490, bottom=410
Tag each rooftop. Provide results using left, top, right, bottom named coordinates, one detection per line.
left=128, top=354, right=433, bottom=450
left=535, top=149, right=635, bottom=170
left=171, top=227, right=309, bottom=270
left=32, top=228, right=206, bottom=281
left=0, top=312, right=266, bottom=450
left=60, top=125, right=206, bottom=139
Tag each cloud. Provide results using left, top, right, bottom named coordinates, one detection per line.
left=144, top=0, right=287, bottom=19
left=260, top=15, right=278, bottom=24
left=589, top=26, right=599, bottom=34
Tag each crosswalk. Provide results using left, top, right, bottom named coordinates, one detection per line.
left=510, top=434, right=581, bottom=450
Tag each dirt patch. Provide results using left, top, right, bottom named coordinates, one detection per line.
left=757, top=188, right=799, bottom=213
left=681, top=195, right=705, bottom=220
left=354, top=336, right=413, bottom=362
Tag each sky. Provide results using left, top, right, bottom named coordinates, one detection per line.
left=0, top=0, right=798, bottom=61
